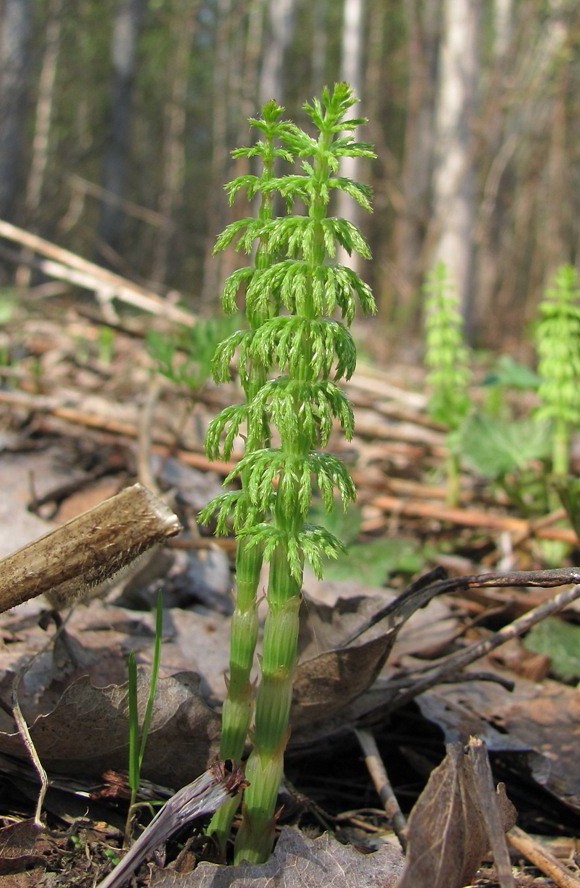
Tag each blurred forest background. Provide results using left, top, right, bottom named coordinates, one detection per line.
left=0, top=0, right=578, bottom=350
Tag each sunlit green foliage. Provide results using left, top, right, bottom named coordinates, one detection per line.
left=200, top=83, right=376, bottom=863
left=423, top=261, right=471, bottom=504
left=534, top=264, right=580, bottom=477
left=147, top=314, right=241, bottom=391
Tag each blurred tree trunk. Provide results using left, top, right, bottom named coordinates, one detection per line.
left=240, top=0, right=264, bottom=123
left=311, top=0, right=328, bottom=95
left=24, top=0, right=62, bottom=222
left=16, top=0, right=63, bottom=287
left=471, top=0, right=514, bottom=344
left=0, top=0, right=33, bottom=222
left=493, top=0, right=513, bottom=58
left=473, top=0, right=571, bottom=346
left=97, top=0, right=146, bottom=268
left=151, top=0, right=197, bottom=287
left=392, top=0, right=440, bottom=325
left=201, top=0, right=234, bottom=305
left=336, top=0, right=366, bottom=272
left=259, top=0, right=297, bottom=103
left=428, top=0, right=479, bottom=339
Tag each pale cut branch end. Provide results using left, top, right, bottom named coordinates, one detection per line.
left=0, top=483, right=181, bottom=613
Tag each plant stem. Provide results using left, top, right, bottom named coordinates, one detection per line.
left=202, top=84, right=376, bottom=863
left=552, top=417, right=569, bottom=478
left=207, top=107, right=282, bottom=853
left=233, top=123, right=333, bottom=866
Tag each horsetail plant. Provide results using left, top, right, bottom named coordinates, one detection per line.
left=200, top=83, right=376, bottom=864
left=203, top=99, right=293, bottom=854
left=534, top=264, right=580, bottom=478
left=423, top=261, right=471, bottom=505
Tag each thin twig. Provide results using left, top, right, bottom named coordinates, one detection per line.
left=391, top=582, right=580, bottom=709
left=369, top=494, right=578, bottom=544
left=7, top=610, right=77, bottom=829
left=347, top=566, right=580, bottom=646
left=354, top=728, right=407, bottom=851
left=11, top=676, right=48, bottom=829
left=508, top=826, right=580, bottom=888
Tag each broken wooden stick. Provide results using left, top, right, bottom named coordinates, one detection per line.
left=0, top=483, right=181, bottom=612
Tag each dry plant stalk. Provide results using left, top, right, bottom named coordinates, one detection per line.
left=97, top=761, right=247, bottom=888
left=0, top=483, right=181, bottom=612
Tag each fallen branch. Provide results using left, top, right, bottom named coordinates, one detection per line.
left=0, top=218, right=194, bottom=326
left=0, top=483, right=180, bottom=612
left=508, top=826, right=580, bottom=888
left=371, top=494, right=578, bottom=544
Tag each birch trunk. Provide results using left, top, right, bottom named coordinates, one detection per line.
left=336, top=0, right=365, bottom=272
left=429, top=0, right=479, bottom=339
left=0, top=0, right=33, bottom=221
left=151, top=0, right=197, bottom=287
left=97, top=0, right=146, bottom=266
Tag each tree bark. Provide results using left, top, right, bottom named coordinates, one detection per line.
left=429, top=0, right=479, bottom=339
left=336, top=0, right=366, bottom=272
left=0, top=0, right=34, bottom=221
left=150, top=0, right=197, bottom=287
left=97, top=0, right=146, bottom=267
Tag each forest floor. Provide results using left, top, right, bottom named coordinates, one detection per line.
left=0, top=288, right=579, bottom=887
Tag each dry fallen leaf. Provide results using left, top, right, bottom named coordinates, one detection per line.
left=148, top=827, right=405, bottom=887
left=0, top=670, right=220, bottom=789
left=290, top=586, right=458, bottom=734
left=398, top=741, right=516, bottom=888
left=0, top=820, right=46, bottom=874
left=418, top=664, right=580, bottom=812
left=291, top=634, right=391, bottom=730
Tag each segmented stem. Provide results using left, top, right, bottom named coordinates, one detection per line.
left=202, top=84, right=376, bottom=864
left=207, top=104, right=288, bottom=852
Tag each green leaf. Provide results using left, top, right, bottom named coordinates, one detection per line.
left=524, top=617, right=580, bottom=681
left=481, top=354, right=541, bottom=390
left=458, top=412, right=552, bottom=478
left=324, top=538, right=423, bottom=585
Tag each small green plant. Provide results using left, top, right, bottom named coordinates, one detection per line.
left=147, top=314, right=241, bottom=391
left=125, top=591, right=163, bottom=844
left=309, top=499, right=424, bottom=585
left=534, top=264, right=580, bottom=478
left=423, top=261, right=471, bottom=505
left=524, top=616, right=580, bottom=682
left=480, top=354, right=541, bottom=418
left=458, top=411, right=552, bottom=514
left=200, top=83, right=375, bottom=863
left=97, top=325, right=116, bottom=365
